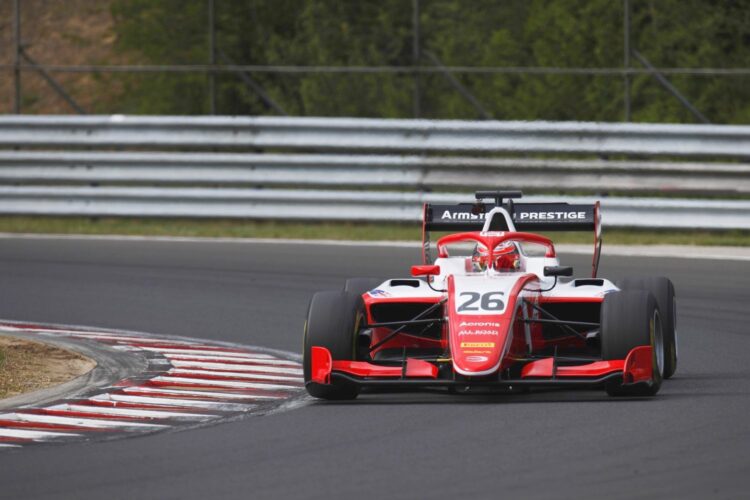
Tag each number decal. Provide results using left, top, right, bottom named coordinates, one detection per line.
left=481, top=292, right=505, bottom=311
left=457, top=292, right=505, bottom=312
left=457, top=292, right=481, bottom=312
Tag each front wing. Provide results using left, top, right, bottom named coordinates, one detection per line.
left=309, top=345, right=655, bottom=391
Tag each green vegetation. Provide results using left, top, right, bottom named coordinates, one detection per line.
left=9, top=4, right=749, bottom=246
left=110, top=0, right=750, bottom=123
left=1, top=216, right=748, bottom=247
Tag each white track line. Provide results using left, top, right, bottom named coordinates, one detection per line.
left=93, top=394, right=249, bottom=411
left=67, top=333, right=199, bottom=345
left=2, top=233, right=748, bottom=261
left=140, top=347, right=275, bottom=359
left=120, top=386, right=285, bottom=400
left=110, top=344, right=143, bottom=352
left=0, top=428, right=79, bottom=440
left=168, top=368, right=302, bottom=382
left=168, top=359, right=303, bottom=375
left=0, top=443, right=22, bottom=448
left=163, top=353, right=300, bottom=366
left=56, top=404, right=215, bottom=421
left=0, top=326, right=98, bottom=336
left=0, top=233, right=423, bottom=247
left=556, top=243, right=750, bottom=262
left=6, top=413, right=165, bottom=430
left=152, top=376, right=300, bottom=391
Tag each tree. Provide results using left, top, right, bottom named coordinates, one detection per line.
left=109, top=0, right=750, bottom=123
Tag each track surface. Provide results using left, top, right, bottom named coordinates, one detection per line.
left=0, top=237, right=747, bottom=499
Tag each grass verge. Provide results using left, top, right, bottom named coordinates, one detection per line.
left=0, top=216, right=748, bottom=246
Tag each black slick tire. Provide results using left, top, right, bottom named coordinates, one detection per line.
left=303, top=290, right=363, bottom=400
left=617, top=276, right=677, bottom=378
left=601, top=290, right=663, bottom=397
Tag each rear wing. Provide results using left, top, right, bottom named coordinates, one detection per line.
left=422, top=192, right=602, bottom=277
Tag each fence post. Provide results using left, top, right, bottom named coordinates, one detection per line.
left=13, top=0, right=21, bottom=114
left=208, top=0, right=216, bottom=115
left=623, top=0, right=631, bottom=122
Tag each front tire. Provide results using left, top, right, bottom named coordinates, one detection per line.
left=601, top=290, right=663, bottom=397
left=617, top=276, right=677, bottom=378
left=303, top=290, right=363, bottom=400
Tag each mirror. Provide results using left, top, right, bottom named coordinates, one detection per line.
left=543, top=266, right=573, bottom=277
left=411, top=265, right=441, bottom=277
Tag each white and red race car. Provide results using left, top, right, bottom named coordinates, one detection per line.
left=303, top=191, right=677, bottom=400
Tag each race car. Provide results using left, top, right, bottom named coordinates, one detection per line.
left=303, top=191, right=677, bottom=400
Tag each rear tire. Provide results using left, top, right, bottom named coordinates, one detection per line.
left=601, top=290, right=663, bottom=397
left=617, top=276, right=677, bottom=378
left=303, top=290, right=363, bottom=400
left=344, top=277, right=384, bottom=297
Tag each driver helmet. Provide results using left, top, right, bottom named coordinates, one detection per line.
left=471, top=241, right=519, bottom=272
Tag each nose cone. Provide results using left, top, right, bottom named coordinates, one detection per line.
left=450, top=319, right=509, bottom=376
left=446, top=274, right=523, bottom=377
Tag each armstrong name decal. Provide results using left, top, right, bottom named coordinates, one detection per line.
left=440, top=210, right=488, bottom=221
left=458, top=330, right=496, bottom=336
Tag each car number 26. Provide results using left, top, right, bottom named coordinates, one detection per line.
left=457, top=291, right=505, bottom=312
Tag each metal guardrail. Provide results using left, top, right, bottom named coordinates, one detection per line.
left=0, top=151, right=748, bottom=195
left=0, top=187, right=747, bottom=230
left=2, top=115, right=750, bottom=156
left=0, top=116, right=748, bottom=230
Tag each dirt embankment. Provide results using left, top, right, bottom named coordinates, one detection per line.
left=0, top=0, right=123, bottom=114
left=0, top=335, right=96, bottom=399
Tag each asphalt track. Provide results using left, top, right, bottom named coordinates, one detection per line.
left=0, top=236, right=748, bottom=499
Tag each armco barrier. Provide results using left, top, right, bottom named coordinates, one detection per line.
left=0, top=187, right=747, bottom=230
left=0, top=116, right=748, bottom=229
left=2, top=115, right=750, bottom=156
left=0, top=151, right=748, bottom=195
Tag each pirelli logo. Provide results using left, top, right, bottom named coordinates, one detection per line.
left=460, top=342, right=495, bottom=348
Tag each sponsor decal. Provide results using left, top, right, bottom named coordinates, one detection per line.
left=440, top=210, right=488, bottom=221
left=460, top=342, right=495, bottom=348
left=466, top=355, right=489, bottom=363
left=517, top=211, right=587, bottom=221
left=458, top=330, right=496, bottom=336
left=368, top=289, right=390, bottom=297
left=459, top=321, right=501, bottom=328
